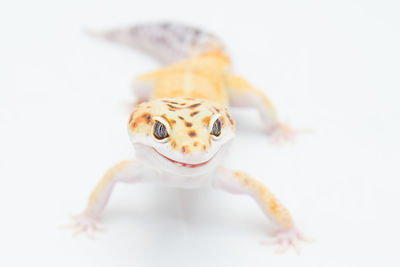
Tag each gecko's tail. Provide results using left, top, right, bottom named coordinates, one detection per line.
left=87, top=22, right=227, bottom=65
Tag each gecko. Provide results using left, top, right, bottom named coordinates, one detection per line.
left=69, top=22, right=308, bottom=252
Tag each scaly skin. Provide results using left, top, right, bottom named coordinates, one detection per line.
left=67, top=23, right=307, bottom=253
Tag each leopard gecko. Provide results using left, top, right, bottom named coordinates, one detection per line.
left=68, top=22, right=308, bottom=252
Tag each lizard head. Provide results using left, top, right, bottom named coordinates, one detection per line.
left=128, top=97, right=235, bottom=176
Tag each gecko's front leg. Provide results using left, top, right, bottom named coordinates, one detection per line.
left=213, top=167, right=308, bottom=253
left=224, top=74, right=297, bottom=144
left=67, top=160, right=156, bottom=237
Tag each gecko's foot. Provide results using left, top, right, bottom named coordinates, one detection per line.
left=266, top=122, right=296, bottom=145
left=267, top=122, right=313, bottom=145
left=261, top=227, right=312, bottom=254
left=61, top=213, right=106, bottom=239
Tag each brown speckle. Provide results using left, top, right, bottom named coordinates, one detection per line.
left=167, top=104, right=179, bottom=109
left=190, top=111, right=200, bottom=117
left=193, top=141, right=198, bottom=147
left=188, top=130, right=197, bottom=137
left=178, top=116, right=185, bottom=120
left=163, top=100, right=179, bottom=105
left=188, top=103, right=201, bottom=109
left=170, top=119, right=176, bottom=125
left=137, top=113, right=152, bottom=124
left=226, top=112, right=234, bottom=125
left=130, top=122, right=138, bottom=130
left=146, top=115, right=152, bottom=124
left=185, top=122, right=193, bottom=127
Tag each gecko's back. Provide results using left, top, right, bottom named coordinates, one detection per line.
left=90, top=23, right=231, bottom=105
left=138, top=51, right=231, bottom=105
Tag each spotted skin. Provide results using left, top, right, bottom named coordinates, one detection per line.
left=69, top=22, right=306, bottom=253
left=128, top=97, right=233, bottom=154
left=233, top=171, right=293, bottom=229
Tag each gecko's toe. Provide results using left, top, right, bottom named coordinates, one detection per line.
left=261, top=227, right=311, bottom=254
left=61, top=213, right=107, bottom=239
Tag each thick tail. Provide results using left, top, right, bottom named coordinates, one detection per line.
left=87, top=22, right=226, bottom=65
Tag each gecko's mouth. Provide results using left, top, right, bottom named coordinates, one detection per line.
left=153, top=148, right=214, bottom=168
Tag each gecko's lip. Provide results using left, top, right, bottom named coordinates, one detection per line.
left=153, top=148, right=214, bottom=168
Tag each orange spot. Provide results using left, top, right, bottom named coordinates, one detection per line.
left=181, top=146, right=189, bottom=154
left=269, top=199, right=279, bottom=214
left=128, top=112, right=135, bottom=123
left=219, top=116, right=225, bottom=126
left=171, top=140, right=177, bottom=148
left=202, top=116, right=210, bottom=127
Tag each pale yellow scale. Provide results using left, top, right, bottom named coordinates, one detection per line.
left=137, top=52, right=230, bottom=105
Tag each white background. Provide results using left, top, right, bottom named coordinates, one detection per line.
left=1, top=0, right=400, bottom=266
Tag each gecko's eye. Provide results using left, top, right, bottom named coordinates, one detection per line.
left=153, top=121, right=169, bottom=140
left=211, top=118, right=222, bottom=137
left=209, top=114, right=222, bottom=139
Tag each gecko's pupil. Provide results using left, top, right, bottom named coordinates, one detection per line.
left=211, top=118, right=222, bottom=136
left=153, top=121, right=169, bottom=140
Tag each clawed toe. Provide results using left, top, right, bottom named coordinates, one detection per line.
left=261, top=227, right=312, bottom=254
left=267, top=123, right=314, bottom=145
left=61, top=213, right=106, bottom=239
